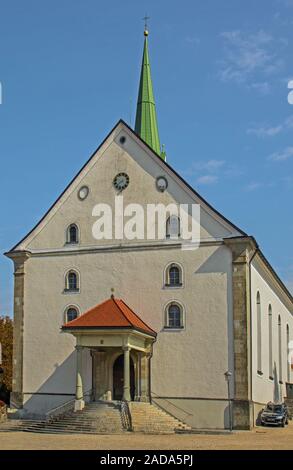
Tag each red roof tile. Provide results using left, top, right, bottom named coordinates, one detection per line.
left=62, top=297, right=156, bottom=336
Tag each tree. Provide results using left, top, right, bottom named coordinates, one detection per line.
left=0, top=316, right=13, bottom=399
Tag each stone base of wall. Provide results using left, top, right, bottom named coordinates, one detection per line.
left=0, top=406, right=7, bottom=422
left=233, top=400, right=254, bottom=430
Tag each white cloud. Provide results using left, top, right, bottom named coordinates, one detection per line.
left=247, top=124, right=282, bottom=137
left=269, top=146, right=293, bottom=161
left=247, top=115, right=293, bottom=137
left=185, top=36, right=200, bottom=46
left=249, top=82, right=271, bottom=94
left=245, top=182, right=264, bottom=191
left=196, top=175, right=218, bottom=185
left=218, top=29, right=285, bottom=91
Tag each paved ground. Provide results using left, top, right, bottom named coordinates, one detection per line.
left=0, top=425, right=293, bottom=450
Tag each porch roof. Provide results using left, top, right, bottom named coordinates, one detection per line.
left=62, top=296, right=157, bottom=337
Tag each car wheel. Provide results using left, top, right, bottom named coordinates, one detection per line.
left=281, top=420, right=285, bottom=427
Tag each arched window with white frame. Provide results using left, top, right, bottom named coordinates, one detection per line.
left=164, top=302, right=184, bottom=329
left=67, top=224, right=79, bottom=244
left=65, top=270, right=79, bottom=292
left=166, top=215, right=181, bottom=239
left=165, top=263, right=183, bottom=287
left=65, top=306, right=79, bottom=323
left=256, top=292, right=262, bottom=374
left=287, top=324, right=290, bottom=383
left=278, top=315, right=282, bottom=383
left=268, top=304, right=273, bottom=378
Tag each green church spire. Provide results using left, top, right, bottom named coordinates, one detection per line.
left=135, top=29, right=165, bottom=160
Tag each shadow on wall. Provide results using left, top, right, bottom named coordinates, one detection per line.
left=16, top=351, right=82, bottom=419
left=224, top=404, right=231, bottom=430
left=194, top=246, right=228, bottom=275
left=194, top=246, right=235, bottom=407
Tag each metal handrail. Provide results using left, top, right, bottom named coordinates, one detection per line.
left=45, top=389, right=92, bottom=422
left=45, top=398, right=75, bottom=422
left=151, top=391, right=193, bottom=421
left=120, top=400, right=132, bottom=431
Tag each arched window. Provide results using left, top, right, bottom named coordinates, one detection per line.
left=65, top=307, right=78, bottom=323
left=287, top=324, right=290, bottom=383
left=256, top=292, right=262, bottom=374
left=278, top=315, right=282, bottom=383
left=165, top=263, right=183, bottom=287
left=65, top=270, right=79, bottom=292
left=67, top=224, right=79, bottom=244
left=166, top=215, right=180, bottom=239
left=268, top=305, right=273, bottom=378
left=165, top=302, right=184, bottom=329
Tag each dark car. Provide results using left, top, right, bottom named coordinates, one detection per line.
left=261, top=402, right=289, bottom=427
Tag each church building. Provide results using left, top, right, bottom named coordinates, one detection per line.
left=5, top=28, right=293, bottom=431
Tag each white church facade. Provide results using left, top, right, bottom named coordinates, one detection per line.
left=5, top=30, right=293, bottom=430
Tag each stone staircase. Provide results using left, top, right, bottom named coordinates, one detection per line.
left=0, top=401, right=191, bottom=435
left=130, top=402, right=191, bottom=434
left=0, top=401, right=124, bottom=435
left=0, top=419, right=41, bottom=432
left=285, top=398, right=293, bottom=420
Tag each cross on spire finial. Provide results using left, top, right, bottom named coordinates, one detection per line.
left=143, top=14, right=150, bottom=36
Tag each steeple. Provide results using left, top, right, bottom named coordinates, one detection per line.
left=135, top=27, right=165, bottom=160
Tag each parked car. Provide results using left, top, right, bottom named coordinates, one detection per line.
left=261, top=402, right=289, bottom=427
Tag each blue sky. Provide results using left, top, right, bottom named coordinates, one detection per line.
left=0, top=0, right=293, bottom=315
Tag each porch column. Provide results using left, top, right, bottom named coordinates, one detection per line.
left=140, top=352, right=151, bottom=402
left=134, top=353, right=142, bottom=401
left=122, top=346, right=131, bottom=401
left=74, top=345, right=85, bottom=411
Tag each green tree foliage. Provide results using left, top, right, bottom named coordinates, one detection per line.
left=0, top=316, right=13, bottom=391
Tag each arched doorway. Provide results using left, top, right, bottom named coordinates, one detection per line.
left=113, top=354, right=135, bottom=400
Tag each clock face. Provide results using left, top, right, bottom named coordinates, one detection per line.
left=113, top=172, right=129, bottom=192
left=156, top=176, right=168, bottom=192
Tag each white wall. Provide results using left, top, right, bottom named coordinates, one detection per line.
left=21, top=243, right=234, bottom=422
left=251, top=257, right=293, bottom=408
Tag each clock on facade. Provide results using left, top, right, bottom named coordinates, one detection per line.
left=113, top=173, right=129, bottom=192
left=156, top=176, right=168, bottom=192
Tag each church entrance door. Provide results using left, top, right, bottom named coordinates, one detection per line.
left=113, top=354, right=135, bottom=400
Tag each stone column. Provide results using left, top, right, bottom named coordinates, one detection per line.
left=134, top=353, right=142, bottom=401
left=140, top=352, right=151, bottom=402
left=74, top=346, right=85, bottom=411
left=224, top=238, right=256, bottom=430
left=6, top=251, right=30, bottom=409
left=122, top=346, right=131, bottom=401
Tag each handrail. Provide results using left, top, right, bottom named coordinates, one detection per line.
left=45, top=398, right=75, bottom=422
left=151, top=391, right=193, bottom=422
left=45, top=389, right=92, bottom=422
left=120, top=400, right=132, bottom=431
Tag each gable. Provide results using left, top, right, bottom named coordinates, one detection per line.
left=9, top=120, right=245, bottom=252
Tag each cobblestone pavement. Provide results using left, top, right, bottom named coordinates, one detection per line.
left=0, top=426, right=292, bottom=450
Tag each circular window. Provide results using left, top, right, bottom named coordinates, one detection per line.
left=78, top=186, right=89, bottom=201
left=119, top=136, right=126, bottom=144
left=156, top=176, right=168, bottom=192
left=113, top=173, right=129, bottom=192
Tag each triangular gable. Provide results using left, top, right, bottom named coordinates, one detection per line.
left=8, top=119, right=246, bottom=252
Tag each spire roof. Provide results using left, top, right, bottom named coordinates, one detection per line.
left=135, top=30, right=164, bottom=159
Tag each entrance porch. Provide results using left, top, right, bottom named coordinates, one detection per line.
left=62, top=296, right=156, bottom=411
